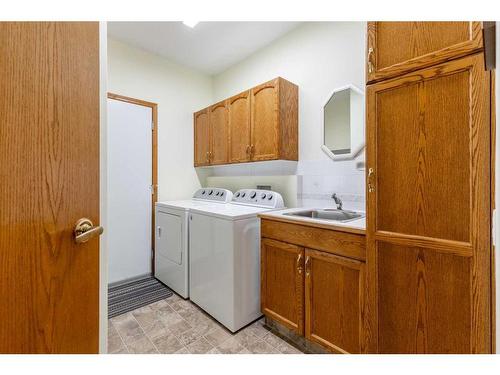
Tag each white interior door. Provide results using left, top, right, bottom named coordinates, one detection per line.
left=108, top=98, right=153, bottom=284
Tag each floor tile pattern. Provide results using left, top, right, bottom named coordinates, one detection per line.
left=108, top=293, right=303, bottom=354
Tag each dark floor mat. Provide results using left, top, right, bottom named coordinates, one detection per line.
left=108, top=276, right=173, bottom=319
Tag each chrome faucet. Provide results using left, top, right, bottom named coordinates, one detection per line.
left=331, top=193, right=343, bottom=210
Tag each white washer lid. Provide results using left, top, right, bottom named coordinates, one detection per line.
left=156, top=200, right=226, bottom=211
left=189, top=203, right=277, bottom=220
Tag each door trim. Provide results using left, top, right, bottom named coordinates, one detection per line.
left=107, top=92, right=158, bottom=273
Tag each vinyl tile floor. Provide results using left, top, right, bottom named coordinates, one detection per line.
left=108, top=293, right=304, bottom=354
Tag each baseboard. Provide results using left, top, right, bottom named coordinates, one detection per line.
left=108, top=272, right=153, bottom=288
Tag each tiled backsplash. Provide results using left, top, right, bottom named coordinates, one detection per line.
left=203, top=157, right=366, bottom=211
left=297, top=158, right=365, bottom=212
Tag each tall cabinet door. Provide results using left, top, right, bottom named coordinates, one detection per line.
left=305, top=249, right=364, bottom=354
left=365, top=53, right=491, bottom=353
left=193, top=108, right=210, bottom=166
left=261, top=238, right=305, bottom=335
left=366, top=22, right=483, bottom=83
left=228, top=91, right=251, bottom=163
left=210, top=101, right=229, bottom=165
left=251, top=79, right=279, bottom=161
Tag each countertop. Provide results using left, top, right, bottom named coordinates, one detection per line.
left=259, top=207, right=366, bottom=235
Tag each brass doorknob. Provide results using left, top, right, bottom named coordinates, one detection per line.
left=74, top=218, right=104, bottom=244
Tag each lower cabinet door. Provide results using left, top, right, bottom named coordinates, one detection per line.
left=261, top=238, right=305, bottom=335
left=305, top=248, right=364, bottom=353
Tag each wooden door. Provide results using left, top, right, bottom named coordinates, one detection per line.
left=193, top=108, right=210, bottom=166
left=251, top=79, right=279, bottom=161
left=305, top=249, right=364, bottom=354
left=0, top=22, right=100, bottom=353
left=365, top=53, right=491, bottom=353
left=228, top=91, right=251, bottom=163
left=261, top=238, right=304, bottom=334
left=367, top=22, right=483, bottom=83
left=209, top=100, right=229, bottom=165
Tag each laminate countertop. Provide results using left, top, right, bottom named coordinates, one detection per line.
left=259, top=207, right=366, bottom=235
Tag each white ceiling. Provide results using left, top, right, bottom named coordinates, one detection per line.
left=107, top=22, right=302, bottom=75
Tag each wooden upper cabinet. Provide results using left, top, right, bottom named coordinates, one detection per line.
left=251, top=80, right=279, bottom=161
left=209, top=101, right=229, bottom=165
left=194, top=77, right=298, bottom=167
left=305, top=249, right=364, bottom=354
left=251, top=77, right=298, bottom=161
left=366, top=22, right=483, bottom=83
left=365, top=54, right=491, bottom=353
left=193, top=108, right=210, bottom=167
left=261, top=238, right=304, bottom=335
left=228, top=91, right=251, bottom=163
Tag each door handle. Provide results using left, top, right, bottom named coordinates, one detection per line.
left=296, top=253, right=303, bottom=274
left=157, top=226, right=162, bottom=238
left=305, top=255, right=311, bottom=276
left=367, top=47, right=374, bottom=73
left=74, top=218, right=103, bottom=244
left=368, top=167, right=375, bottom=193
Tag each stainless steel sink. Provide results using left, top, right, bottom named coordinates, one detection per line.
left=283, top=209, right=364, bottom=223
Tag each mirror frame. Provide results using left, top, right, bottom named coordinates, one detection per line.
left=321, top=84, right=365, bottom=161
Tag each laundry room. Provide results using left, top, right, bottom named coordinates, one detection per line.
left=105, top=21, right=367, bottom=354
left=2, top=15, right=497, bottom=363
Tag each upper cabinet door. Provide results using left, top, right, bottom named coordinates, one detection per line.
left=193, top=108, right=210, bottom=167
left=209, top=101, right=229, bottom=165
left=365, top=54, right=491, bottom=353
left=366, top=22, right=483, bottom=83
left=251, top=79, right=279, bottom=161
left=228, top=91, right=251, bottom=163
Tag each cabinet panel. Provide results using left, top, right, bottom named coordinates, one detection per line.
left=228, top=91, right=251, bottom=163
left=367, top=22, right=483, bottom=83
left=194, top=108, right=210, bottom=166
left=210, top=101, right=228, bottom=165
left=378, top=243, right=471, bottom=353
left=365, top=54, right=491, bottom=353
left=305, top=249, right=364, bottom=354
left=261, top=238, right=304, bottom=334
left=251, top=80, right=279, bottom=161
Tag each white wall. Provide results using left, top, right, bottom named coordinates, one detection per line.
left=211, top=22, right=366, bottom=211
left=107, top=38, right=213, bottom=201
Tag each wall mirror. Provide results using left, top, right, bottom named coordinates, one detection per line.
left=321, top=84, right=365, bottom=161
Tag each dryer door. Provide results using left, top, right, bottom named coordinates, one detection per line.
left=156, top=210, right=183, bottom=265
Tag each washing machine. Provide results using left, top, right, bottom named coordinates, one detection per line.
left=189, top=189, right=284, bottom=331
left=154, top=188, right=233, bottom=298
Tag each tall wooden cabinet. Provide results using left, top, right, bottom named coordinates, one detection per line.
left=365, top=22, right=492, bottom=353
left=194, top=77, right=298, bottom=167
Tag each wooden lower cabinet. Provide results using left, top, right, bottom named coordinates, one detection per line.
left=305, top=249, right=364, bottom=354
left=261, top=231, right=366, bottom=353
left=261, top=238, right=304, bottom=335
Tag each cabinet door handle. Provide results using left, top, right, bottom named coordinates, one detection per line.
left=157, top=226, right=161, bottom=238
left=246, top=145, right=251, bottom=155
left=296, top=253, right=303, bottom=274
left=367, top=47, right=374, bottom=73
left=368, top=167, right=375, bottom=193
left=206, top=151, right=210, bottom=162
left=305, top=255, right=311, bottom=276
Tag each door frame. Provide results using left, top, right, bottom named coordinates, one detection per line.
left=107, top=92, right=158, bottom=273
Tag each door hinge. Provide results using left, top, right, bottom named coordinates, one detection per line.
left=150, top=184, right=157, bottom=195
left=151, top=120, right=155, bottom=131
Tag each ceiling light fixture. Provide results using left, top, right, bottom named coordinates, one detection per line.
left=182, top=21, right=199, bottom=28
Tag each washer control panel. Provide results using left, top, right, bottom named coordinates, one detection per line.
left=193, top=188, right=233, bottom=203
left=232, top=189, right=285, bottom=208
